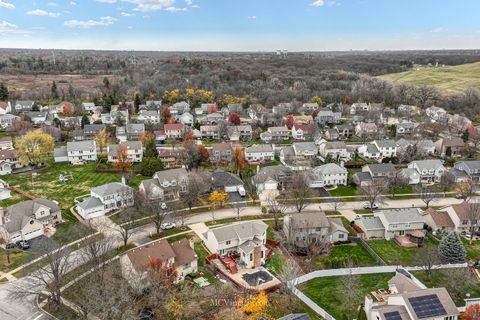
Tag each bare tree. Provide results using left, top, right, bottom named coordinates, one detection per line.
left=414, top=245, right=439, bottom=282
left=266, top=194, right=287, bottom=230
left=278, top=258, right=303, bottom=306
left=465, top=201, right=480, bottom=245
left=418, top=185, right=435, bottom=208
left=414, top=86, right=439, bottom=108
left=360, top=183, right=385, bottom=212
left=244, top=175, right=259, bottom=205
left=388, top=171, right=409, bottom=199
left=339, top=263, right=361, bottom=317
left=0, top=229, right=14, bottom=265
left=439, top=171, right=456, bottom=197
left=182, top=172, right=203, bottom=213
left=113, top=210, right=140, bottom=248
left=10, top=242, right=71, bottom=307
left=291, top=171, right=312, bottom=213
left=456, top=177, right=475, bottom=202
left=438, top=268, right=478, bottom=303
left=330, top=197, right=344, bottom=212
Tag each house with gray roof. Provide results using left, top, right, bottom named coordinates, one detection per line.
left=245, top=144, right=274, bottom=163
left=27, top=111, right=48, bottom=126
left=137, top=110, right=160, bottom=124
left=54, top=140, right=97, bottom=164
left=209, top=169, right=244, bottom=195
left=14, top=100, right=34, bottom=112
left=453, top=160, right=480, bottom=182
left=308, top=163, right=348, bottom=188
left=266, top=126, right=291, bottom=141
left=396, top=122, right=420, bottom=135
left=315, top=109, right=341, bottom=126
left=76, top=182, right=134, bottom=219
left=283, top=211, right=348, bottom=250
left=0, top=114, right=19, bottom=128
left=107, top=141, right=143, bottom=163
left=317, top=140, right=352, bottom=162
left=0, top=198, right=62, bottom=244
left=227, top=125, right=252, bottom=141
left=407, top=160, right=445, bottom=184
left=203, top=221, right=268, bottom=269
left=139, top=168, right=189, bottom=201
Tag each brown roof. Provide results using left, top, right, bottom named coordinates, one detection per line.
left=212, top=142, right=231, bottom=152
left=164, top=123, right=185, bottom=131
left=126, top=239, right=175, bottom=272
left=452, top=202, right=474, bottom=220
left=0, top=150, right=15, bottom=160
left=425, top=208, right=454, bottom=227
left=443, top=137, right=465, bottom=147
left=170, top=239, right=197, bottom=267
left=0, top=102, right=8, bottom=110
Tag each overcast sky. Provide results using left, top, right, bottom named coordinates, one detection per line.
left=0, top=0, right=479, bottom=51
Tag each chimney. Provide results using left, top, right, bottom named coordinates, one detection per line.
left=0, top=207, right=4, bottom=225
left=121, top=175, right=126, bottom=185
left=189, top=239, right=195, bottom=250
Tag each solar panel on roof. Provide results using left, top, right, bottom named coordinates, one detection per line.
left=384, top=311, right=402, bottom=320
left=408, top=294, right=446, bottom=319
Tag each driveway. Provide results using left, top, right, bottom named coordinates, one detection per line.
left=228, top=192, right=247, bottom=208
left=0, top=280, right=52, bottom=320
left=189, top=223, right=209, bottom=242
left=314, top=187, right=331, bottom=202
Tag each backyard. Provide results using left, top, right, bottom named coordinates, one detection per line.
left=312, top=243, right=377, bottom=269
left=367, top=238, right=438, bottom=266
left=301, top=272, right=394, bottom=319
left=462, top=238, right=480, bottom=259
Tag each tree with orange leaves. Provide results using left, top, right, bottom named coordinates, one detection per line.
left=284, top=115, right=294, bottom=129
left=207, top=104, right=218, bottom=114
left=233, top=145, right=245, bottom=176
left=166, top=117, right=176, bottom=124
left=462, top=304, right=480, bottom=320
left=198, top=144, right=209, bottom=161
left=228, top=112, right=241, bottom=126
left=113, top=144, right=132, bottom=173
left=140, top=131, right=152, bottom=145
left=161, top=106, right=171, bottom=122
left=184, top=131, right=193, bottom=141
left=144, top=257, right=178, bottom=288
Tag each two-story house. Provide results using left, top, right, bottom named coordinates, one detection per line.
left=0, top=114, right=20, bottom=128
left=443, top=202, right=480, bottom=235
left=435, top=137, right=466, bottom=157
left=283, top=211, right=348, bottom=250
left=262, top=126, right=291, bottom=142
left=355, top=122, right=378, bottom=139
left=425, top=106, right=447, bottom=121
left=158, top=149, right=183, bottom=169
left=14, top=100, right=34, bottom=113
left=27, top=111, right=48, bottom=126
left=453, top=161, right=480, bottom=182
left=200, top=125, right=220, bottom=140
left=407, top=160, right=445, bottom=184
left=307, top=163, right=348, bottom=188
left=396, top=122, right=420, bottom=136
left=353, top=163, right=396, bottom=187
left=317, top=140, right=351, bottom=162
left=0, top=101, right=11, bottom=115
left=291, top=124, right=312, bottom=140
left=227, top=125, right=252, bottom=141
left=139, top=168, right=189, bottom=201
left=107, top=141, right=143, bottom=163
left=0, top=137, right=13, bottom=151
left=137, top=110, right=160, bottom=124
left=76, top=182, right=134, bottom=219
left=245, top=144, right=275, bottom=163
left=210, top=143, right=232, bottom=164
left=358, top=140, right=397, bottom=160
left=316, top=109, right=341, bottom=126
left=203, top=220, right=268, bottom=269
left=164, top=123, right=185, bottom=140
left=54, top=140, right=98, bottom=164
left=0, top=198, right=62, bottom=245
left=335, top=124, right=354, bottom=140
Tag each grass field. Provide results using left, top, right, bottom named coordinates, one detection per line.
left=377, top=62, right=480, bottom=93
left=313, top=243, right=377, bottom=269
left=367, top=238, right=438, bottom=266
left=301, top=272, right=394, bottom=319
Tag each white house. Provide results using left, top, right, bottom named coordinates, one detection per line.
left=139, top=168, right=189, bottom=201
left=107, top=141, right=143, bottom=163
left=318, top=140, right=352, bottom=162
left=307, top=163, right=348, bottom=188
left=178, top=111, right=194, bottom=126
left=54, top=140, right=98, bottom=164
left=137, top=110, right=160, bottom=124
left=0, top=137, right=13, bottom=150
left=407, top=160, right=445, bottom=184
left=203, top=221, right=268, bottom=269
left=27, top=112, right=48, bottom=125
left=82, top=102, right=97, bottom=112
left=244, top=144, right=275, bottom=163
left=76, top=182, right=134, bottom=219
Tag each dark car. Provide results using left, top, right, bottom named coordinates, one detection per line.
left=17, top=241, right=30, bottom=250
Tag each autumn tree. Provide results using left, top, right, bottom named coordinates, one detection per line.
left=284, top=114, right=294, bottom=130
left=113, top=144, right=132, bottom=173
left=456, top=177, right=475, bottom=202
left=462, top=304, right=480, bottom=320
left=161, top=106, right=171, bottom=122
left=232, top=145, right=245, bottom=176
left=239, top=290, right=268, bottom=319
left=228, top=112, right=241, bottom=126
left=310, top=96, right=323, bottom=106
left=144, top=257, right=178, bottom=288
left=95, top=128, right=108, bottom=154
left=15, top=129, right=55, bottom=167
left=209, top=191, right=228, bottom=209
left=207, top=104, right=218, bottom=114
left=198, top=144, right=209, bottom=161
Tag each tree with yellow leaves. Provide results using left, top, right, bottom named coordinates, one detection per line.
left=95, top=128, right=108, bottom=154
left=310, top=95, right=323, bottom=107
left=238, top=290, right=269, bottom=319
left=15, top=129, right=54, bottom=167
left=163, top=89, right=181, bottom=104
left=209, top=191, right=228, bottom=208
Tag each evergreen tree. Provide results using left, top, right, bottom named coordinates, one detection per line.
left=462, top=129, right=469, bottom=143
left=140, top=158, right=164, bottom=176
left=134, top=93, right=141, bottom=113
left=144, top=138, right=159, bottom=158
left=81, top=114, right=90, bottom=128
left=0, top=82, right=8, bottom=101
left=51, top=81, right=59, bottom=99
left=438, top=231, right=466, bottom=263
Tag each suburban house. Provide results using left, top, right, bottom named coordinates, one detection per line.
left=54, top=140, right=98, bottom=164
left=396, top=139, right=436, bottom=156
left=283, top=211, right=348, bottom=249
left=245, top=144, right=275, bottom=163
left=365, top=271, right=458, bottom=320
left=0, top=198, right=62, bottom=245
left=272, top=103, right=293, bottom=116
left=0, top=114, right=20, bottom=128
left=407, top=160, right=446, bottom=184
left=453, top=160, right=480, bottom=182
left=423, top=208, right=455, bottom=234
left=199, top=112, right=224, bottom=125
left=0, top=101, right=12, bottom=115
left=396, top=122, right=420, bottom=136
left=158, top=149, right=183, bottom=169
left=0, top=179, right=11, bottom=200
left=164, top=123, right=185, bottom=140
left=125, top=123, right=145, bottom=141
left=254, top=165, right=293, bottom=192
left=210, top=143, right=232, bottom=164
left=210, top=170, right=245, bottom=195
left=307, top=163, right=348, bottom=188
left=350, top=102, right=370, bottom=115
left=318, top=140, right=351, bottom=162
left=0, top=137, right=13, bottom=150
left=353, top=163, right=396, bottom=187
left=0, top=149, right=16, bottom=175
left=316, top=109, right=341, bottom=125
left=280, top=142, right=318, bottom=167
left=81, top=124, right=106, bottom=140
left=291, top=124, right=312, bottom=140
left=355, top=208, right=425, bottom=241
left=170, top=101, right=190, bottom=116
left=120, top=238, right=198, bottom=288
left=137, top=110, right=160, bottom=124
left=139, top=168, right=188, bottom=201
left=335, top=124, right=354, bottom=140
left=324, top=128, right=339, bottom=141
left=227, top=125, right=252, bottom=141
left=247, top=104, right=268, bottom=121
left=443, top=202, right=480, bottom=234
left=435, top=137, right=465, bottom=157
left=355, top=122, right=378, bottom=139
left=27, top=111, right=48, bottom=126
left=200, top=125, right=220, bottom=140
left=203, top=221, right=268, bottom=269
left=397, top=104, right=421, bottom=115
left=76, top=182, right=134, bottom=219
left=107, top=141, right=143, bottom=163
left=82, top=102, right=97, bottom=112
left=300, top=102, right=319, bottom=114
left=425, top=106, right=447, bottom=121
left=358, top=140, right=398, bottom=160
left=264, top=126, right=291, bottom=141
left=14, top=100, right=34, bottom=112
left=178, top=111, right=194, bottom=126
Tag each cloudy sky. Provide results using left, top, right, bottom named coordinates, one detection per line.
left=0, top=0, right=479, bottom=51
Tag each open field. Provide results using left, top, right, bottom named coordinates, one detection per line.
left=377, top=62, right=480, bottom=93
left=367, top=238, right=438, bottom=266
left=301, top=272, right=394, bottom=319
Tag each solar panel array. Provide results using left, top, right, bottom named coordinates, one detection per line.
left=384, top=311, right=402, bottom=320
left=408, top=294, right=446, bottom=319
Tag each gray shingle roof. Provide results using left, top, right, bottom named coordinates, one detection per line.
left=91, top=182, right=133, bottom=197
left=210, top=170, right=243, bottom=188
left=2, top=199, right=60, bottom=233
left=366, top=163, right=395, bottom=175
left=77, top=196, right=103, bottom=210
left=379, top=208, right=424, bottom=224
left=208, top=220, right=268, bottom=242
left=66, top=140, right=96, bottom=152
left=357, top=216, right=384, bottom=231
left=245, top=144, right=273, bottom=153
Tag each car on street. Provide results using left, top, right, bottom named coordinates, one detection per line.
left=161, top=222, right=176, bottom=230
left=363, top=202, right=378, bottom=210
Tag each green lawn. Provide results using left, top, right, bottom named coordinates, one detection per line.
left=328, top=186, right=357, bottom=197
left=313, top=244, right=377, bottom=269
left=265, top=249, right=286, bottom=274
left=462, top=238, right=480, bottom=259
left=0, top=248, right=37, bottom=272
left=367, top=238, right=438, bottom=266
left=193, top=242, right=220, bottom=285
left=341, top=217, right=356, bottom=236
left=301, top=273, right=394, bottom=319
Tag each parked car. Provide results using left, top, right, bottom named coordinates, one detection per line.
left=455, top=194, right=466, bottom=199
left=161, top=222, right=176, bottom=230
left=363, top=202, right=378, bottom=209
left=17, top=241, right=30, bottom=250
left=160, top=202, right=167, bottom=210
left=237, top=186, right=246, bottom=197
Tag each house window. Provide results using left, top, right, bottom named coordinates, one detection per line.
left=338, top=234, right=345, bottom=239
left=462, top=220, right=468, bottom=225
left=250, top=253, right=253, bottom=261
left=226, top=240, right=231, bottom=245
left=405, top=223, right=411, bottom=228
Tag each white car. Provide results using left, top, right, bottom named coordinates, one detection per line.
left=363, top=202, right=378, bottom=210
left=161, top=222, right=176, bottom=230
left=160, top=202, right=167, bottom=210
